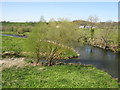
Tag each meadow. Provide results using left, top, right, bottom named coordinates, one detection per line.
left=2, top=36, right=78, bottom=59
left=2, top=64, right=118, bottom=88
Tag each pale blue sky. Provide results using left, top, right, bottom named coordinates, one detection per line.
left=2, top=2, right=118, bottom=22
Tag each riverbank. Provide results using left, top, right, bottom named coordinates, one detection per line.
left=88, top=39, right=119, bottom=53
left=92, top=44, right=119, bottom=53
left=2, top=35, right=79, bottom=60
left=2, top=58, right=118, bottom=88
left=1, top=32, right=119, bottom=53
left=1, top=32, right=26, bottom=37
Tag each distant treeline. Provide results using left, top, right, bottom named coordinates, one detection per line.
left=1, top=20, right=118, bottom=32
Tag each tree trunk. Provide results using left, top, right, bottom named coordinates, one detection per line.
left=48, top=59, right=52, bottom=66
left=36, top=58, right=39, bottom=64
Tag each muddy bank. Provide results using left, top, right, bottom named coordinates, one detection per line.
left=88, top=42, right=119, bottom=53
left=0, top=58, right=29, bottom=70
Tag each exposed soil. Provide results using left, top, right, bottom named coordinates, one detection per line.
left=0, top=58, right=29, bottom=70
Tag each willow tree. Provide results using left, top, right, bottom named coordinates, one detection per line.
left=25, top=19, right=80, bottom=66
left=43, top=19, right=80, bottom=46
left=25, top=22, right=48, bottom=63
left=45, top=20, right=80, bottom=65
left=25, top=22, right=67, bottom=66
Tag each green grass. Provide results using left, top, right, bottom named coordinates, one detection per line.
left=2, top=36, right=26, bottom=54
left=2, top=31, right=19, bottom=35
left=2, top=22, right=35, bottom=26
left=2, top=65, right=118, bottom=88
left=2, top=31, right=27, bottom=36
left=2, top=36, right=77, bottom=58
left=2, top=31, right=30, bottom=37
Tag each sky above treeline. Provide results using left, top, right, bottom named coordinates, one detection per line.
left=2, top=2, right=118, bottom=22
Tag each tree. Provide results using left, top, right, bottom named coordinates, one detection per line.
left=17, top=27, right=24, bottom=34
left=43, top=41, right=66, bottom=66
left=25, top=22, right=47, bottom=63
left=100, top=21, right=118, bottom=49
left=39, top=16, right=46, bottom=23
left=49, top=18, right=56, bottom=22
left=87, top=15, right=99, bottom=40
left=25, top=20, right=78, bottom=66
left=46, top=20, right=80, bottom=46
left=87, top=15, right=99, bottom=24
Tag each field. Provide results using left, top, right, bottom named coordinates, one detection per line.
left=2, top=36, right=78, bottom=59
left=2, top=36, right=25, bottom=54
left=2, top=64, right=118, bottom=88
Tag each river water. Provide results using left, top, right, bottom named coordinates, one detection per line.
left=59, top=45, right=118, bottom=78
left=0, top=34, right=26, bottom=38
left=1, top=34, right=119, bottom=78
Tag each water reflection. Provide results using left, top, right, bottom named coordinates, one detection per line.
left=60, top=45, right=118, bottom=78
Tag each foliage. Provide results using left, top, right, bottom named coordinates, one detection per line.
left=73, top=18, right=119, bottom=52
left=2, top=36, right=77, bottom=59
left=46, top=21, right=80, bottom=46
left=2, top=65, right=118, bottom=88
left=25, top=21, right=79, bottom=65
left=2, top=22, right=34, bottom=35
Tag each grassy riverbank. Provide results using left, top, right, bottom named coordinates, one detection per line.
left=2, top=64, right=118, bottom=88
left=2, top=36, right=25, bottom=54
left=2, top=32, right=119, bottom=53
left=2, top=31, right=22, bottom=36
left=2, top=36, right=78, bottom=59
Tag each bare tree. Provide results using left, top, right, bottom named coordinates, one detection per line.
left=39, top=16, right=46, bottom=23
left=87, top=15, right=99, bottom=40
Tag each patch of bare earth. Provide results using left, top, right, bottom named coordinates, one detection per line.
left=0, top=58, right=29, bottom=70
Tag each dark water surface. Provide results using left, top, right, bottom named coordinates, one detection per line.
left=60, top=45, right=118, bottom=78
left=0, top=34, right=26, bottom=38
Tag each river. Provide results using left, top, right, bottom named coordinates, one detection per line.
left=1, top=34, right=119, bottom=78
left=59, top=44, right=118, bottom=78
left=0, top=34, right=26, bottom=38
